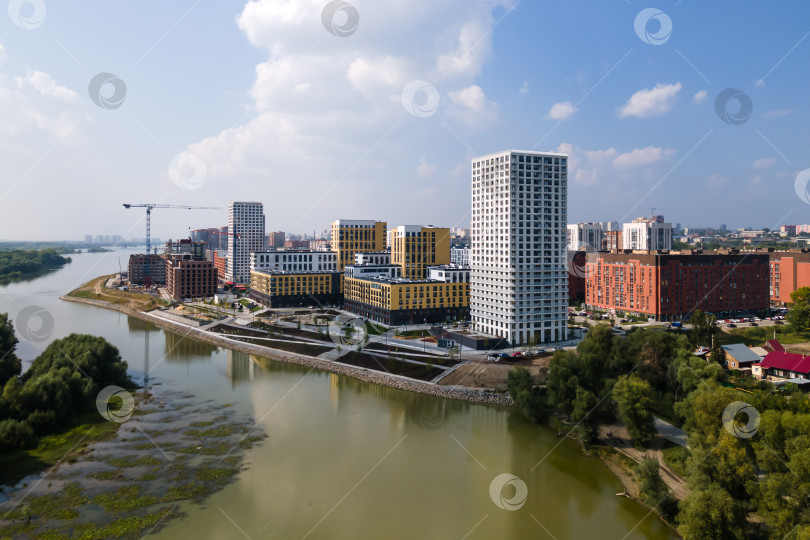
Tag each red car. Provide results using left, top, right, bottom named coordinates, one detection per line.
left=511, top=351, right=523, bottom=358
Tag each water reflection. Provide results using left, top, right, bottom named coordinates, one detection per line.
left=226, top=350, right=253, bottom=385
left=163, top=329, right=216, bottom=362
left=126, top=316, right=154, bottom=333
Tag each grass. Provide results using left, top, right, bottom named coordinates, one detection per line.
left=67, top=274, right=168, bottom=309
left=716, top=325, right=810, bottom=346
left=662, top=444, right=690, bottom=478
left=0, top=413, right=120, bottom=487
left=93, top=485, right=160, bottom=513
left=184, top=424, right=244, bottom=438
left=69, top=505, right=180, bottom=539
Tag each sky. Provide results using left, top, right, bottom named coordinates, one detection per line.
left=0, top=0, right=809, bottom=241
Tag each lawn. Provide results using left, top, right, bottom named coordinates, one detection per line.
left=716, top=325, right=810, bottom=346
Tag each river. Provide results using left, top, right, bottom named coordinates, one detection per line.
left=0, top=248, right=676, bottom=539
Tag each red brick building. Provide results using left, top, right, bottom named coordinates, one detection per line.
left=585, top=250, right=770, bottom=321
left=166, top=256, right=218, bottom=300
left=212, top=251, right=227, bottom=281
left=768, top=250, right=810, bottom=306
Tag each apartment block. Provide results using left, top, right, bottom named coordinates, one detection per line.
left=567, top=222, right=603, bottom=250
left=585, top=250, right=770, bottom=320
left=390, top=225, right=450, bottom=280
left=165, top=255, right=218, bottom=300
left=471, top=150, right=568, bottom=345
left=227, top=202, right=266, bottom=283
left=128, top=254, right=166, bottom=285
left=251, top=250, right=337, bottom=273
left=769, top=250, right=810, bottom=305
left=622, top=219, right=673, bottom=251
left=330, top=219, right=387, bottom=270
left=344, top=275, right=470, bottom=325
left=249, top=270, right=343, bottom=308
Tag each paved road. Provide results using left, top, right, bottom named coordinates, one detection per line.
left=654, top=417, right=688, bottom=448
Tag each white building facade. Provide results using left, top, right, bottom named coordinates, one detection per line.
left=470, top=150, right=568, bottom=345
left=251, top=250, right=337, bottom=273
left=227, top=202, right=266, bottom=283
left=566, top=222, right=603, bottom=251
left=622, top=221, right=673, bottom=251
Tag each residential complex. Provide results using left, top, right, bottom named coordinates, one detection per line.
left=128, top=254, right=166, bottom=285
left=227, top=202, right=266, bottom=283
left=450, top=246, right=470, bottom=266
left=470, top=150, right=569, bottom=345
left=390, top=225, right=450, bottom=279
left=165, top=255, right=218, bottom=300
left=566, top=222, right=603, bottom=251
left=768, top=250, right=810, bottom=305
left=343, top=273, right=469, bottom=325
left=250, top=250, right=337, bottom=273
left=584, top=250, right=770, bottom=320
left=330, top=219, right=387, bottom=270
left=623, top=219, right=673, bottom=251
left=249, top=270, right=343, bottom=308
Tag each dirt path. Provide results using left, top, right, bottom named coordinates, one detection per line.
left=600, top=423, right=689, bottom=500
left=437, top=359, right=548, bottom=390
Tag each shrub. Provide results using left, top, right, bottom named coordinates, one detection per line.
left=0, top=418, right=36, bottom=450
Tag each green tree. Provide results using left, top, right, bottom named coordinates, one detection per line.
left=690, top=310, right=717, bottom=347
left=678, top=484, right=746, bottom=540
left=571, top=386, right=598, bottom=446
left=789, top=287, right=810, bottom=332
left=547, top=350, right=579, bottom=419
left=613, top=375, right=656, bottom=448
left=0, top=313, right=21, bottom=388
left=0, top=418, right=35, bottom=450
left=636, top=456, right=676, bottom=519
left=507, top=366, right=547, bottom=423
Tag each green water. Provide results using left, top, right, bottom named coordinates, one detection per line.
left=0, top=249, right=676, bottom=539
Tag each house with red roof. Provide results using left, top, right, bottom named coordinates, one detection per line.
left=764, top=339, right=785, bottom=353
left=753, top=350, right=810, bottom=381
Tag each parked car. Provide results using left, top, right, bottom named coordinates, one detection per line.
left=727, top=323, right=737, bottom=328
left=648, top=317, right=656, bottom=322
left=511, top=351, right=523, bottom=358
left=487, top=353, right=499, bottom=360
left=498, top=353, right=510, bottom=359
left=620, top=318, right=629, bottom=323
left=554, top=346, right=563, bottom=351
left=750, top=322, right=759, bottom=326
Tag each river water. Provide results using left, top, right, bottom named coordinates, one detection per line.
left=0, top=249, right=676, bottom=539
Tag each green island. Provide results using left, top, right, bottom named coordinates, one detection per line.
left=0, top=249, right=72, bottom=284
left=508, top=303, right=810, bottom=539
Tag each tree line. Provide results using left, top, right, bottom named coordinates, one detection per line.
left=0, top=249, right=71, bottom=282
left=507, top=313, right=810, bottom=538
left=0, top=313, right=130, bottom=452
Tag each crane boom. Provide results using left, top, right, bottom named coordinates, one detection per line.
left=123, top=203, right=223, bottom=286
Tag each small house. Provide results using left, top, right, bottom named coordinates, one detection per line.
left=721, top=343, right=763, bottom=370
left=753, top=351, right=810, bottom=381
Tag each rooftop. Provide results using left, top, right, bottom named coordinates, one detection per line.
left=756, top=351, right=810, bottom=375
left=721, top=343, right=762, bottom=364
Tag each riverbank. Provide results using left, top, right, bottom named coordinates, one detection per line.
left=59, top=294, right=514, bottom=408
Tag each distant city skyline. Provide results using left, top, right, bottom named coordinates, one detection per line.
left=1, top=2, right=809, bottom=240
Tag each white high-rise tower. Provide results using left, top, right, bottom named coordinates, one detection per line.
left=226, top=201, right=266, bottom=283
left=470, top=150, right=568, bottom=345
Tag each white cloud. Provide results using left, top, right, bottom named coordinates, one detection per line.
left=446, top=84, right=499, bottom=128
left=619, top=82, right=682, bottom=118
left=0, top=70, right=85, bottom=139
left=692, top=90, right=708, bottom=104
left=545, top=101, right=577, bottom=120
left=613, top=146, right=676, bottom=168
left=417, top=155, right=436, bottom=177
left=557, top=143, right=675, bottom=186
left=179, top=0, right=515, bottom=231
left=0, top=44, right=6, bottom=67
left=753, top=158, right=775, bottom=169
left=762, top=109, right=794, bottom=119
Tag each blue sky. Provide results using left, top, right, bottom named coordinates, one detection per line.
left=0, top=0, right=808, bottom=240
